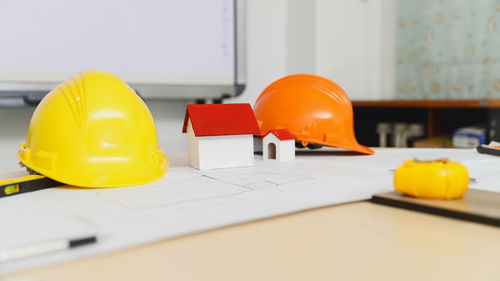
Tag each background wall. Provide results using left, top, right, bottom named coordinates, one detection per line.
left=0, top=0, right=395, bottom=171
left=396, top=0, right=500, bottom=100
left=233, top=0, right=396, bottom=105
left=314, top=0, right=396, bottom=101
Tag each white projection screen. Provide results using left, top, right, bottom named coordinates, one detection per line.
left=0, top=0, right=246, bottom=104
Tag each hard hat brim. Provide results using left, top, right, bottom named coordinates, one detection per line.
left=18, top=149, right=169, bottom=188
left=314, top=140, right=374, bottom=155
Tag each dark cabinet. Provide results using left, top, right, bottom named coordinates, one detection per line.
left=352, top=100, right=500, bottom=147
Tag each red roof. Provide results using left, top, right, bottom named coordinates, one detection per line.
left=182, top=104, right=260, bottom=136
left=263, top=129, right=297, bottom=140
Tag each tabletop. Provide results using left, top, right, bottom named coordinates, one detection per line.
left=2, top=148, right=500, bottom=280
left=3, top=200, right=500, bottom=281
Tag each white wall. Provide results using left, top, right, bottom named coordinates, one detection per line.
left=314, top=0, right=396, bottom=101
left=0, top=0, right=396, bottom=171
left=231, top=0, right=288, bottom=105
left=0, top=107, right=35, bottom=171
left=0, top=0, right=287, bottom=171
left=235, top=0, right=396, bottom=105
left=286, top=0, right=316, bottom=75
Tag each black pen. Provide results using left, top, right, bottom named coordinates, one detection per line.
left=0, top=236, right=97, bottom=263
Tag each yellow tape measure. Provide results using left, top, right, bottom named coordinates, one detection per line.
left=394, top=158, right=469, bottom=199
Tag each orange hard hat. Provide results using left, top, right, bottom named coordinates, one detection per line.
left=253, top=74, right=373, bottom=155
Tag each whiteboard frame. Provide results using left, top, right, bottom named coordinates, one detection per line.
left=0, top=0, right=246, bottom=105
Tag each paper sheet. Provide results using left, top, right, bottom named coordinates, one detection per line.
left=1, top=148, right=500, bottom=273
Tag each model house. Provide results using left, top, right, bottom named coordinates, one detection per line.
left=262, top=129, right=297, bottom=161
left=182, top=103, right=260, bottom=170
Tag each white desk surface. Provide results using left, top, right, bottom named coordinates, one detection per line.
left=1, top=147, right=500, bottom=279
left=4, top=201, right=500, bottom=281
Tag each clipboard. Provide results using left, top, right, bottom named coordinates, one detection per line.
left=477, top=144, right=500, bottom=157
left=371, top=189, right=500, bottom=227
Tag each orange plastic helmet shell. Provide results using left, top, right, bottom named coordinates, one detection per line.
left=254, top=74, right=373, bottom=155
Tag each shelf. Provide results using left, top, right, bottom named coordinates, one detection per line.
left=351, top=100, right=500, bottom=147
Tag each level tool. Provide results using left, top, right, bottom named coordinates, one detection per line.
left=0, top=168, right=63, bottom=198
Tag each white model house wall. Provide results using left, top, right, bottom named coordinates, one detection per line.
left=187, top=120, right=254, bottom=170
left=263, top=133, right=295, bottom=161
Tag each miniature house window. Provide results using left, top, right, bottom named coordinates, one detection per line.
left=268, top=143, right=276, bottom=160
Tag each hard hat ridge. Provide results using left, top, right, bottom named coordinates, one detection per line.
left=18, top=70, right=168, bottom=188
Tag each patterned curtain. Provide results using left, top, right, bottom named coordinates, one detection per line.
left=396, top=0, right=500, bottom=99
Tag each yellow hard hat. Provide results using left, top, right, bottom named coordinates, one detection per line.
left=18, top=70, right=168, bottom=188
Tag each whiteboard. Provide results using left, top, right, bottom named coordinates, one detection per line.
left=0, top=0, right=242, bottom=99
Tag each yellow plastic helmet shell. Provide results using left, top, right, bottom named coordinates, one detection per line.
left=394, top=159, right=469, bottom=199
left=18, top=70, right=168, bottom=188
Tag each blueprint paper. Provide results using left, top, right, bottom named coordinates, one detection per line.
left=1, top=148, right=500, bottom=273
